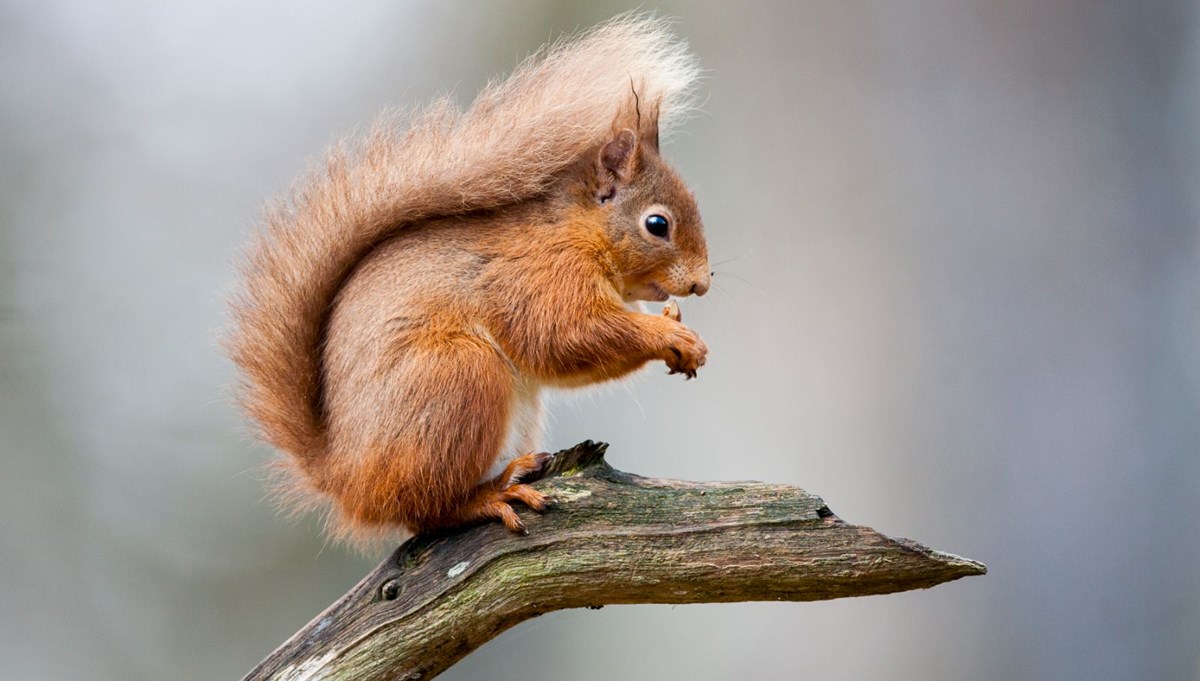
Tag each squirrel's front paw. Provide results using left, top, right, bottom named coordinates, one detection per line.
left=663, top=324, right=708, bottom=379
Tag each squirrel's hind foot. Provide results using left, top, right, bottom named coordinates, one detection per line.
left=500, top=451, right=552, bottom=486
left=459, top=483, right=549, bottom=535
left=453, top=452, right=552, bottom=534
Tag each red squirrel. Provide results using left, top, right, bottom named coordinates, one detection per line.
left=228, top=16, right=710, bottom=546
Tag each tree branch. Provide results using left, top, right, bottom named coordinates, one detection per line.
left=244, top=441, right=986, bottom=681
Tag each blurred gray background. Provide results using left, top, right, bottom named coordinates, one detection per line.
left=2, top=1, right=1197, bottom=679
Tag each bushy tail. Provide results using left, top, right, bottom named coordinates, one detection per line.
left=227, top=14, right=701, bottom=465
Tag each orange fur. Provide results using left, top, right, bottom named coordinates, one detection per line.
left=227, top=14, right=710, bottom=546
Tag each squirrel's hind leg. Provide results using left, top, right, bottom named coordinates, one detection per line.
left=322, top=327, right=529, bottom=539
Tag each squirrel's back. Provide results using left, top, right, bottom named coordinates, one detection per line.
left=227, top=14, right=701, bottom=515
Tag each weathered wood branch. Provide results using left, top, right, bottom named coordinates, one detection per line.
left=245, top=441, right=985, bottom=681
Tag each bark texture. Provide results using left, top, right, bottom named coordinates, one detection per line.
left=245, top=441, right=986, bottom=681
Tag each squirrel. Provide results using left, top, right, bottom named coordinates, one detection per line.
left=228, top=15, right=710, bottom=546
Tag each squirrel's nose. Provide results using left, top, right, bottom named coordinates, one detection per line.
left=690, top=272, right=711, bottom=297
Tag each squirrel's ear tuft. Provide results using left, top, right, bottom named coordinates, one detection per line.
left=642, top=100, right=661, bottom=153
left=600, top=128, right=638, bottom=181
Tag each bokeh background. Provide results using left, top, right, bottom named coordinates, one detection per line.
left=2, top=1, right=1197, bottom=679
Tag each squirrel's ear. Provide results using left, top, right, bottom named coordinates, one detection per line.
left=599, top=128, right=638, bottom=182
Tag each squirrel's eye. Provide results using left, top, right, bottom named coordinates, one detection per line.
left=644, top=214, right=670, bottom=239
